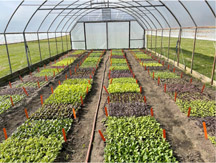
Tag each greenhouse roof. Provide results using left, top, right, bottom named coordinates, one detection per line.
left=0, top=0, right=215, bottom=33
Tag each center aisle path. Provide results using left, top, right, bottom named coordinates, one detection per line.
left=125, top=50, right=215, bottom=162
left=56, top=51, right=109, bottom=162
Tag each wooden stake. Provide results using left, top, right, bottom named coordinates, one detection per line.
left=144, top=96, right=147, bottom=104
left=88, top=80, right=91, bottom=84
left=98, top=130, right=106, bottom=142
left=103, top=86, right=109, bottom=94
left=37, top=81, right=40, bottom=88
left=174, top=92, right=177, bottom=102
left=86, top=86, right=89, bottom=94
left=3, top=128, right=8, bottom=140
left=40, top=95, right=43, bottom=105
left=168, top=65, right=170, bottom=69
left=104, top=107, right=108, bottom=117
left=187, top=107, right=191, bottom=117
left=62, top=128, right=67, bottom=142
left=180, top=72, right=183, bottom=78
left=10, top=96, right=14, bottom=106
left=190, top=78, right=192, bottom=84
left=152, top=72, right=154, bottom=80
left=80, top=96, right=83, bottom=106
left=110, top=78, right=113, bottom=84
left=201, top=84, right=205, bottom=93
left=73, top=108, right=76, bottom=119
left=173, top=68, right=175, bottom=73
left=164, top=84, right=166, bottom=92
left=203, top=122, right=208, bottom=140
left=70, top=69, right=72, bottom=76
left=53, top=71, right=55, bottom=77
left=148, top=68, right=150, bottom=75
left=150, top=108, right=153, bottom=117
left=158, top=77, right=160, bottom=85
left=19, top=75, right=23, bottom=82
left=24, top=108, right=29, bottom=119
left=145, top=65, right=147, bottom=70
left=107, top=96, right=110, bottom=104
left=9, top=81, right=12, bottom=88
left=58, top=81, right=61, bottom=85
left=23, top=87, right=29, bottom=96
left=163, top=129, right=166, bottom=139
left=65, top=74, right=67, bottom=80
left=45, top=75, right=48, bottom=81
left=51, top=86, right=54, bottom=94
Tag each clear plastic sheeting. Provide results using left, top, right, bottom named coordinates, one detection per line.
left=108, top=22, right=129, bottom=49
left=86, top=23, right=106, bottom=49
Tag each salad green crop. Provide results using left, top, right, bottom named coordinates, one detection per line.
left=52, top=57, right=75, bottom=66
left=150, top=71, right=180, bottom=79
left=135, top=54, right=151, bottom=59
left=63, top=78, right=93, bottom=85
left=0, top=94, right=25, bottom=114
left=108, top=83, right=139, bottom=93
left=34, top=68, right=63, bottom=77
left=72, top=50, right=85, bottom=54
left=0, top=136, right=63, bottom=162
left=176, top=99, right=216, bottom=117
left=12, top=119, right=72, bottom=140
left=16, top=81, right=47, bottom=88
left=109, top=65, right=129, bottom=70
left=109, top=77, right=136, bottom=84
left=45, top=84, right=91, bottom=104
left=111, top=59, right=127, bottom=64
left=105, top=116, right=177, bottom=162
left=140, top=62, right=162, bottom=67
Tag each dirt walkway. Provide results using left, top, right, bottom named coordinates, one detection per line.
left=126, top=51, right=215, bottom=162
left=0, top=54, right=86, bottom=143
left=55, top=51, right=109, bottom=162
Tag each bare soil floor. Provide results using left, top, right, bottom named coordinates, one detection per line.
left=55, top=52, right=109, bottom=162
left=125, top=51, right=215, bottom=162
left=0, top=54, right=86, bottom=142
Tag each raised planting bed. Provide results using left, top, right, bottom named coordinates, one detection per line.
left=89, top=52, right=103, bottom=57
left=109, top=93, right=144, bottom=103
left=110, top=70, right=133, bottom=78
left=0, top=87, right=36, bottom=95
left=111, top=58, right=127, bottom=64
left=30, top=103, right=80, bottom=120
left=34, top=68, right=63, bottom=77
left=134, top=54, right=152, bottom=59
left=109, top=77, right=137, bottom=84
left=150, top=71, right=180, bottom=79
left=0, top=94, right=25, bottom=114
left=108, top=102, right=150, bottom=117
left=80, top=57, right=102, bottom=68
left=0, top=119, right=72, bottom=162
left=15, top=81, right=47, bottom=88
left=140, top=62, right=162, bottom=67
left=51, top=57, right=75, bottom=67
left=109, top=65, right=129, bottom=70
left=111, top=55, right=125, bottom=59
left=176, top=98, right=215, bottom=117
left=45, top=82, right=91, bottom=105
left=105, top=116, right=177, bottom=162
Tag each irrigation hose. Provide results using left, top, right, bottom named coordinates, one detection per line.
left=85, top=51, right=109, bottom=163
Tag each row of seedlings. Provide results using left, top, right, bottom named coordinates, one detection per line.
left=103, top=49, right=177, bottom=162
left=0, top=50, right=86, bottom=115
left=131, top=49, right=216, bottom=146
left=0, top=51, right=94, bottom=162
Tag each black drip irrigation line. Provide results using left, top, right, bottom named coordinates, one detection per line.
left=85, top=51, right=109, bottom=163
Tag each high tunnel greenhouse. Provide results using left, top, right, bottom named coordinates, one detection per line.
left=0, top=0, right=215, bottom=162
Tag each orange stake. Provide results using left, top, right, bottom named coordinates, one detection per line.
left=70, top=69, right=72, bottom=76
left=163, top=129, right=166, bottom=139
left=37, top=67, right=40, bottom=72
left=40, top=95, right=43, bottom=105
left=144, top=96, right=147, bottom=104
left=110, top=78, right=113, bottom=84
left=65, top=74, right=67, bottom=80
left=73, top=108, right=76, bottom=119
left=23, top=87, right=29, bottom=96
left=152, top=72, right=154, bottom=80
left=173, top=68, right=175, bottom=73
left=53, top=71, right=55, bottom=77
left=24, top=108, right=29, bottom=119
left=180, top=72, right=183, bottom=78
left=203, top=122, right=208, bottom=139
left=104, top=107, right=108, bottom=117
left=190, top=78, right=192, bottom=84
left=19, top=75, right=23, bottom=82
left=9, top=81, right=12, bottom=88
left=62, top=128, right=67, bottom=142
left=3, top=128, right=8, bottom=140
left=103, top=86, right=109, bottom=94
left=88, top=80, right=91, bottom=84
left=150, top=108, right=154, bottom=117
left=164, top=84, right=166, bottom=92
left=168, top=65, right=170, bottom=69
left=140, top=86, right=142, bottom=93
left=158, top=77, right=160, bottom=85
left=45, top=75, right=48, bottom=81
left=174, top=92, right=177, bottom=102
left=187, top=107, right=191, bottom=117
left=37, top=81, right=40, bottom=88
left=51, top=86, right=54, bottom=94
left=86, top=86, right=89, bottom=94
left=90, top=75, right=92, bottom=79
left=145, top=65, right=147, bottom=70
left=107, top=96, right=110, bottom=104
left=80, top=96, right=83, bottom=106
left=136, top=79, right=138, bottom=84
left=148, top=68, right=150, bottom=75
left=98, top=130, right=106, bottom=142
left=58, top=81, right=61, bottom=85
left=201, top=84, right=205, bottom=93
left=10, top=96, right=14, bottom=106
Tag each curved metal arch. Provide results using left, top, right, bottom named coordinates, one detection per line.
left=205, top=0, right=216, bottom=18
left=59, top=3, right=151, bottom=33
left=59, top=2, right=152, bottom=33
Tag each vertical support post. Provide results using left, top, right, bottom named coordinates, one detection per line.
left=151, top=30, right=152, bottom=50
left=66, top=33, right=69, bottom=51
left=191, top=28, right=197, bottom=73
left=177, top=28, right=182, bottom=66
left=70, top=32, right=72, bottom=50
left=23, top=33, right=31, bottom=69
left=37, top=33, right=42, bottom=61
left=61, top=32, right=64, bottom=52
left=4, top=34, right=12, bottom=74
left=47, top=32, right=51, bottom=58
left=143, top=29, right=146, bottom=49
left=55, top=33, right=58, bottom=54
left=129, top=21, right=131, bottom=49
left=106, top=22, right=108, bottom=49
left=155, top=29, right=157, bottom=54
left=211, top=52, right=216, bottom=85
left=161, top=29, right=163, bottom=57
left=168, top=29, right=171, bottom=61
left=84, top=22, right=87, bottom=50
